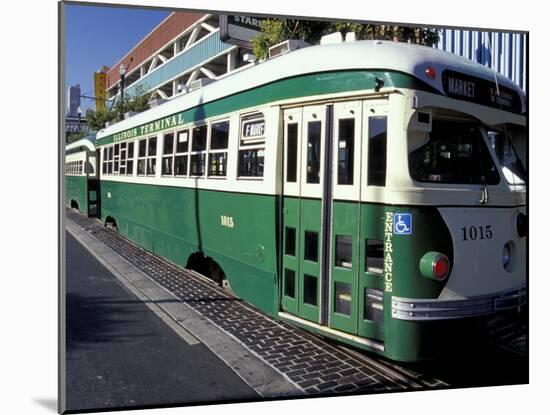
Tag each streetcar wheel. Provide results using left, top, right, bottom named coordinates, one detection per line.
left=186, top=252, right=226, bottom=287
left=104, top=216, right=118, bottom=231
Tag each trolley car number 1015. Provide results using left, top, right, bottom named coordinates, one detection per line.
left=461, top=225, right=492, bottom=241
left=221, top=215, right=235, bottom=228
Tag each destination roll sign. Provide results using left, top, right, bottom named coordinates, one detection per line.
left=441, top=70, right=522, bottom=114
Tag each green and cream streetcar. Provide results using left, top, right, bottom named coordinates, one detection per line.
left=89, top=38, right=526, bottom=361
left=65, top=135, right=99, bottom=217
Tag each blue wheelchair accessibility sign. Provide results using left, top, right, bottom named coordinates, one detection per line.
left=393, top=213, right=412, bottom=235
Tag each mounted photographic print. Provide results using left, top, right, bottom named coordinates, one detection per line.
left=60, top=0, right=527, bottom=413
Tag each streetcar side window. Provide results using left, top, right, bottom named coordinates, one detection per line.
left=303, top=274, right=318, bottom=306
left=306, top=121, right=322, bottom=184
left=286, top=123, right=298, bottom=182
left=409, top=120, right=500, bottom=185
left=162, top=132, right=175, bottom=176
left=107, top=146, right=113, bottom=174
left=175, top=130, right=189, bottom=176
left=365, top=240, right=384, bottom=275
left=367, top=116, right=387, bottom=186
left=487, top=127, right=526, bottom=185
left=119, top=142, right=127, bottom=175
left=334, top=282, right=352, bottom=316
left=238, top=149, right=264, bottom=177
left=364, top=288, right=384, bottom=323
left=304, top=231, right=319, bottom=262
left=208, top=120, right=229, bottom=177
left=238, top=112, right=265, bottom=178
left=190, top=125, right=207, bottom=177
left=284, top=269, right=296, bottom=298
left=137, top=139, right=146, bottom=175
left=337, top=118, right=355, bottom=185
left=147, top=136, right=157, bottom=176
left=126, top=142, right=134, bottom=176
left=102, top=148, right=107, bottom=174
left=285, top=227, right=296, bottom=256
left=113, top=144, right=120, bottom=174
left=335, top=235, right=353, bottom=268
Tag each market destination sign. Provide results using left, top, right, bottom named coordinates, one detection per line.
left=441, top=70, right=522, bottom=114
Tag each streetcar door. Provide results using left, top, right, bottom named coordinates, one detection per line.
left=328, top=99, right=388, bottom=342
left=357, top=99, right=389, bottom=342
left=86, top=151, right=99, bottom=217
left=328, top=101, right=363, bottom=334
left=281, top=105, right=327, bottom=323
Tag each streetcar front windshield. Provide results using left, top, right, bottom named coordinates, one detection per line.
left=486, top=124, right=526, bottom=186
left=408, top=119, right=500, bottom=185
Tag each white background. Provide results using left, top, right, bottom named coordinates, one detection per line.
left=0, top=0, right=545, bottom=414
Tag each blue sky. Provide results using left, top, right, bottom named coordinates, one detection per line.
left=65, top=3, right=169, bottom=112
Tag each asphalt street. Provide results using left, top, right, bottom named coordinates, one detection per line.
left=64, top=231, right=258, bottom=412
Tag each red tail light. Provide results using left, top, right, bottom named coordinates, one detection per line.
left=432, top=255, right=450, bottom=280
left=420, top=251, right=451, bottom=281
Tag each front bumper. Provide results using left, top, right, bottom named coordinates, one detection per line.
left=391, top=285, right=526, bottom=321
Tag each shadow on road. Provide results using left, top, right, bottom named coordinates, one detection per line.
left=66, top=292, right=156, bottom=351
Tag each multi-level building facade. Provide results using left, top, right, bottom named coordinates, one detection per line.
left=105, top=13, right=254, bottom=104
left=103, top=12, right=527, bottom=106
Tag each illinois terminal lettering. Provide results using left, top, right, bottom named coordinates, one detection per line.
left=113, top=113, right=185, bottom=143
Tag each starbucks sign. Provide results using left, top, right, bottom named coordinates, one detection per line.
left=220, top=15, right=267, bottom=48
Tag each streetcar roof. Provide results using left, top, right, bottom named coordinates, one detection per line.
left=65, top=134, right=96, bottom=152
left=97, top=40, right=525, bottom=140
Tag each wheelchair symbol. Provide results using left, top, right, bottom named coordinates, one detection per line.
left=393, top=213, right=412, bottom=235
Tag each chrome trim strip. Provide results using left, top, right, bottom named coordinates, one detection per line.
left=391, top=285, right=526, bottom=321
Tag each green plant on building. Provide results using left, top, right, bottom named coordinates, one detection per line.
left=85, top=86, right=153, bottom=132
left=66, top=130, right=88, bottom=144
left=252, top=19, right=440, bottom=59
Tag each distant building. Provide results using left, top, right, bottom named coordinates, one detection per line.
left=65, top=116, right=89, bottom=135
left=67, top=84, right=81, bottom=117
